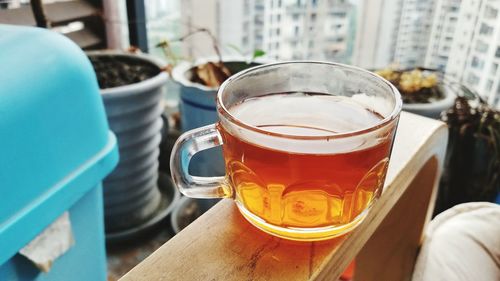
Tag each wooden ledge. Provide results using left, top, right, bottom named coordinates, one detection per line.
left=120, top=112, right=448, bottom=281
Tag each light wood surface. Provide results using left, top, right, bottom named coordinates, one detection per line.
left=120, top=112, right=448, bottom=281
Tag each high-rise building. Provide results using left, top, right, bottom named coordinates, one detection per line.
left=180, top=0, right=256, bottom=59
left=354, top=0, right=440, bottom=69
left=444, top=0, right=483, bottom=80
left=219, top=0, right=256, bottom=55
left=352, top=0, right=402, bottom=69
left=181, top=0, right=355, bottom=63
left=446, top=0, right=500, bottom=108
left=253, top=0, right=355, bottom=62
left=323, top=0, right=356, bottom=63
left=424, top=0, right=462, bottom=71
left=393, top=0, right=435, bottom=68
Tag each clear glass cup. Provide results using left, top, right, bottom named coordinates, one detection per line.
left=170, top=61, right=402, bottom=241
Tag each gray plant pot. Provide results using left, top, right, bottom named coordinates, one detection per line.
left=399, top=70, right=456, bottom=119
left=402, top=84, right=456, bottom=119
left=87, top=51, right=168, bottom=234
left=171, top=59, right=264, bottom=177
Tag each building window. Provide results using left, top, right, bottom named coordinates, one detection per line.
left=475, top=40, right=489, bottom=53
left=277, top=14, right=281, bottom=22
left=496, top=47, right=500, bottom=58
left=332, top=12, right=347, bottom=17
left=484, top=5, right=498, bottom=19
left=479, top=23, right=494, bottom=36
left=292, top=14, right=299, bottom=21
left=278, top=0, right=282, bottom=8
left=311, top=13, right=317, bottom=21
left=276, top=28, right=280, bottom=36
left=491, top=63, right=498, bottom=75
left=466, top=73, right=480, bottom=86
left=486, top=80, right=493, bottom=91
left=309, top=40, right=314, bottom=47
left=471, top=56, right=485, bottom=70
left=243, top=0, right=250, bottom=13
left=312, top=0, right=318, bottom=7
left=294, top=26, right=299, bottom=36
left=494, top=95, right=500, bottom=108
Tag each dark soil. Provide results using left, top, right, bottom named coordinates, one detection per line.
left=400, top=86, right=444, bottom=104
left=89, top=54, right=161, bottom=89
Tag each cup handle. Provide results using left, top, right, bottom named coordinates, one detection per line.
left=170, top=124, right=231, bottom=198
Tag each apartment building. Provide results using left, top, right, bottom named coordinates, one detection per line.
left=181, top=0, right=354, bottom=62
left=393, top=0, right=435, bottom=68
left=352, top=0, right=402, bottom=69
left=446, top=0, right=500, bottom=108
left=180, top=0, right=256, bottom=58
left=424, top=0, right=462, bottom=71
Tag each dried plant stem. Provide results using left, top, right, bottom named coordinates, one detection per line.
left=174, top=28, right=223, bottom=63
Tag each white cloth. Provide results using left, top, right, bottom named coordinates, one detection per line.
left=19, top=212, right=74, bottom=272
left=412, top=202, right=500, bottom=281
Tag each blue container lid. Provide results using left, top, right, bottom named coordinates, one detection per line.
left=0, top=25, right=118, bottom=264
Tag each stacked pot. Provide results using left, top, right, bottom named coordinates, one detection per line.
left=88, top=51, right=168, bottom=235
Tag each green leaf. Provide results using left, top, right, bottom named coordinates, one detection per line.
left=252, top=49, right=266, bottom=60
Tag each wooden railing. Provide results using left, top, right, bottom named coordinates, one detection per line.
left=120, top=112, right=448, bottom=281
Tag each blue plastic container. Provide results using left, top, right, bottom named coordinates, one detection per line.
left=0, top=25, right=118, bottom=280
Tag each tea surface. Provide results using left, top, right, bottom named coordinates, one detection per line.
left=220, top=92, right=392, bottom=236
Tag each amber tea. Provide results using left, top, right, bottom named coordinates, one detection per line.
left=219, top=92, right=394, bottom=239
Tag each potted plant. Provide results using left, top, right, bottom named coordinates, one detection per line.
left=87, top=50, right=180, bottom=241
left=157, top=29, right=267, bottom=177
left=435, top=88, right=500, bottom=215
left=375, top=67, right=456, bottom=119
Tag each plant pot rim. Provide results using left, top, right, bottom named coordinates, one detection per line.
left=375, top=67, right=458, bottom=110
left=172, top=56, right=271, bottom=91
left=402, top=86, right=456, bottom=110
left=86, top=50, right=168, bottom=98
